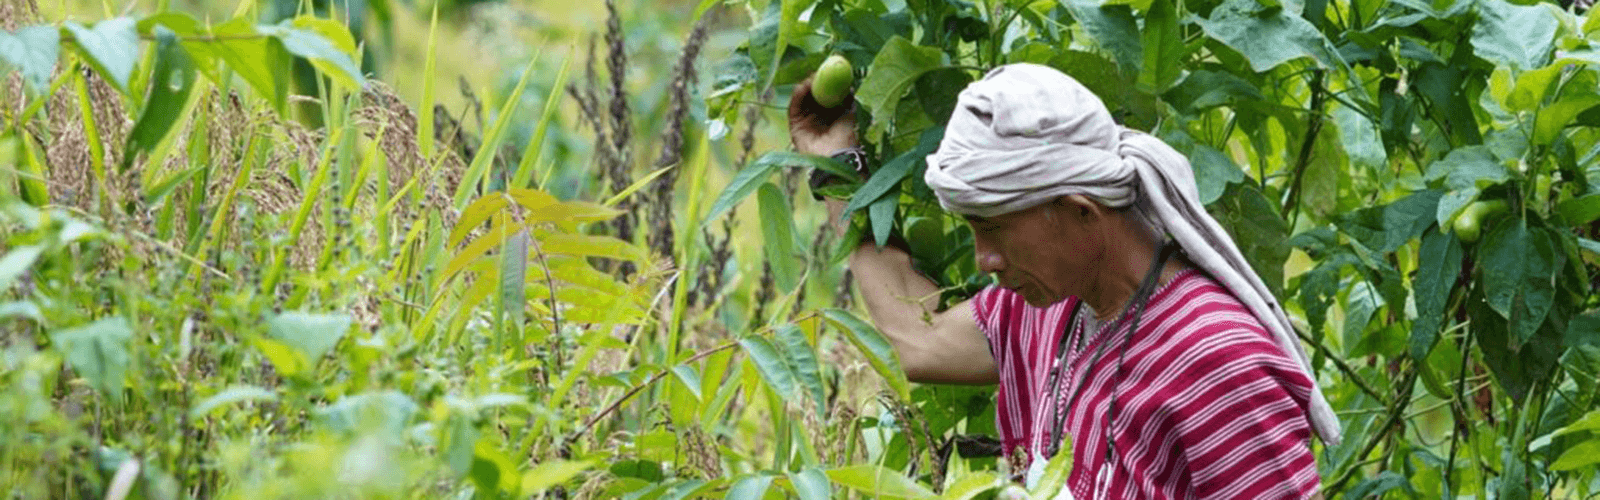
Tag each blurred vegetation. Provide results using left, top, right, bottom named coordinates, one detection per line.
left=0, top=0, right=1598, bottom=498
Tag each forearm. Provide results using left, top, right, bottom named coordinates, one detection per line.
left=847, top=243, right=942, bottom=372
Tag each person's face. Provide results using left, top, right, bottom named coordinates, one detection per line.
left=966, top=196, right=1105, bottom=308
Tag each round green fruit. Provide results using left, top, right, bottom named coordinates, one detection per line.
left=812, top=55, right=854, bottom=108
left=1452, top=199, right=1508, bottom=243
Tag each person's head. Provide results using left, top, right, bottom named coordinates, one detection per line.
left=966, top=194, right=1160, bottom=307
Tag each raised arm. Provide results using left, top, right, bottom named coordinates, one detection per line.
left=789, top=78, right=997, bottom=385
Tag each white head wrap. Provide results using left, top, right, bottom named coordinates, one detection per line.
left=926, top=63, right=1341, bottom=445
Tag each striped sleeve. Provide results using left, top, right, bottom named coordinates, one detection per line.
left=1167, top=328, right=1320, bottom=499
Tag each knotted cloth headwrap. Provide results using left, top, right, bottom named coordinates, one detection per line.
left=926, top=63, right=1342, bottom=446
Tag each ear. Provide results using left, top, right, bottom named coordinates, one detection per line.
left=1057, top=195, right=1105, bottom=222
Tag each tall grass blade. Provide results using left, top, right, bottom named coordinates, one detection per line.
left=510, top=53, right=573, bottom=190
left=418, top=3, right=440, bottom=158
left=452, top=52, right=545, bottom=209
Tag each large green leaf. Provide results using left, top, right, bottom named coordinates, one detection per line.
left=267, top=311, right=351, bottom=367
left=786, top=468, right=832, bottom=500
left=1058, top=0, right=1143, bottom=75
left=758, top=183, right=803, bottom=293
left=1189, top=145, right=1245, bottom=205
left=209, top=19, right=290, bottom=113
left=189, top=385, right=277, bottom=417
left=821, top=308, right=910, bottom=400
left=1480, top=220, right=1560, bottom=346
left=775, top=324, right=826, bottom=417
left=269, top=16, right=365, bottom=89
left=64, top=18, right=138, bottom=92
left=740, top=336, right=798, bottom=402
left=843, top=149, right=916, bottom=216
left=124, top=27, right=196, bottom=169
left=704, top=151, right=851, bottom=225
left=1411, top=228, right=1462, bottom=360
left=0, top=245, right=44, bottom=292
left=1212, top=183, right=1290, bottom=296
left=725, top=474, right=774, bottom=500
left=50, top=317, right=133, bottom=401
left=1193, top=0, right=1340, bottom=72
left=1137, top=0, right=1183, bottom=93
left=856, top=37, right=944, bottom=130
left=1339, top=189, right=1441, bottom=254
left=824, top=465, right=934, bottom=499
left=1164, top=68, right=1264, bottom=114
left=0, top=25, right=60, bottom=89
left=1470, top=0, right=1558, bottom=71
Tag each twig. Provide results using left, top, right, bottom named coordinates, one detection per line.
left=1294, top=326, right=1385, bottom=402
left=565, top=341, right=739, bottom=442
left=1323, top=368, right=1418, bottom=496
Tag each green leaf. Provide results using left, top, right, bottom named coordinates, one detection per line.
left=1556, top=194, right=1600, bottom=225
left=1137, top=0, right=1183, bottom=93
left=1333, top=102, right=1387, bottom=171
left=498, top=229, right=529, bottom=341
left=758, top=183, right=802, bottom=293
left=844, top=151, right=916, bottom=216
left=856, top=36, right=944, bottom=128
left=1556, top=408, right=1600, bottom=436
left=267, top=311, right=351, bottom=366
left=124, top=27, right=196, bottom=169
left=821, top=309, right=911, bottom=400
left=50, top=317, right=133, bottom=401
left=189, top=385, right=277, bottom=418
left=0, top=25, right=59, bottom=89
left=1569, top=312, right=1600, bottom=348
left=1164, top=69, right=1264, bottom=114
left=725, top=474, right=774, bottom=500
left=1339, top=189, right=1441, bottom=254
left=256, top=23, right=362, bottom=90
left=1058, top=0, right=1143, bottom=75
left=1551, top=440, right=1600, bottom=471
left=0, top=245, right=44, bottom=292
left=786, top=468, right=832, bottom=500
left=1506, top=64, right=1563, bottom=112
left=869, top=188, right=897, bottom=247
left=521, top=459, right=595, bottom=493
left=1470, top=0, right=1559, bottom=71
left=939, top=472, right=1002, bottom=500
left=776, top=324, right=826, bottom=417
left=1480, top=219, right=1559, bottom=346
left=741, top=336, right=798, bottom=402
left=1534, top=95, right=1600, bottom=146
left=209, top=19, right=289, bottom=113
left=1027, top=434, right=1073, bottom=499
left=1193, top=0, right=1340, bottom=72
left=1212, top=183, right=1290, bottom=296
left=1411, top=228, right=1462, bottom=360
left=64, top=18, right=138, bottom=92
left=703, top=154, right=782, bottom=224
left=1190, top=145, right=1245, bottom=205
left=824, top=465, right=934, bottom=499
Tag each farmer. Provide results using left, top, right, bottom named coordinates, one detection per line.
left=790, top=63, right=1342, bottom=499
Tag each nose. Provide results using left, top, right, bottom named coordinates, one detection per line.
left=975, top=240, right=1004, bottom=275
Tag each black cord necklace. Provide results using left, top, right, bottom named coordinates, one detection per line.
left=1039, top=241, right=1180, bottom=471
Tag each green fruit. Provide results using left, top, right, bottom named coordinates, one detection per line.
left=1453, top=199, right=1509, bottom=242
left=812, top=54, right=854, bottom=108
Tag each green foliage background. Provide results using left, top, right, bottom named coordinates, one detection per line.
left=0, top=0, right=1598, bottom=498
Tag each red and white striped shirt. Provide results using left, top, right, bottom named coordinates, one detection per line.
left=972, top=269, right=1320, bottom=499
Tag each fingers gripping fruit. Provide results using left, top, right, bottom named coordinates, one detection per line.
left=1453, top=199, right=1509, bottom=242
left=812, top=54, right=854, bottom=108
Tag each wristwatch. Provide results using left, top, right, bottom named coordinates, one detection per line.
left=809, top=146, right=870, bottom=200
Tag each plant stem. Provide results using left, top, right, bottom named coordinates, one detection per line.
left=1323, top=366, right=1418, bottom=496
left=1283, top=69, right=1327, bottom=221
